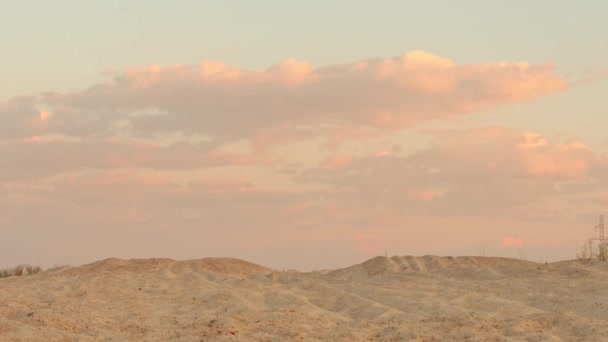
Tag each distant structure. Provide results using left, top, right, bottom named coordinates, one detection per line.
left=590, top=214, right=607, bottom=262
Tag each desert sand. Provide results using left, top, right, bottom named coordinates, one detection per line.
left=1, top=256, right=608, bottom=341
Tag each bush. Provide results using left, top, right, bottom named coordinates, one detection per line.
left=0, top=264, right=43, bottom=278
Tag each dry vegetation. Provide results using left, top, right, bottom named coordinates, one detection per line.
left=576, top=239, right=608, bottom=262
left=0, top=264, right=42, bottom=278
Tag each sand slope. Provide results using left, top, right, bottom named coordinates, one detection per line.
left=2, top=256, right=608, bottom=341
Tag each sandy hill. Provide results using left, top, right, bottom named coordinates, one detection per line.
left=1, top=256, right=608, bottom=341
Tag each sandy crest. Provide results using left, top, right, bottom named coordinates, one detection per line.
left=1, top=256, right=608, bottom=341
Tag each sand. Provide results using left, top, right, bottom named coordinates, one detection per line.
left=1, top=256, right=608, bottom=341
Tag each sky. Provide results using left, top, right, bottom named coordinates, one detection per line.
left=2, top=1, right=608, bottom=270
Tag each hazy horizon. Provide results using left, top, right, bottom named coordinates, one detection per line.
left=2, top=1, right=608, bottom=271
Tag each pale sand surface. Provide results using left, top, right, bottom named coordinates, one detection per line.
left=2, top=256, right=608, bottom=341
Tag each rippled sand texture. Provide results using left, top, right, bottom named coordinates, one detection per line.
left=2, top=256, right=608, bottom=341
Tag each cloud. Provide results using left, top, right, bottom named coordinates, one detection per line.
left=13, top=51, right=562, bottom=146
left=0, top=52, right=593, bottom=269
left=518, top=132, right=594, bottom=179
left=39, top=109, right=51, bottom=123
left=0, top=51, right=566, bottom=182
left=320, top=155, right=355, bottom=169
left=502, top=237, right=526, bottom=248
left=408, top=190, right=438, bottom=202
left=0, top=136, right=267, bottom=183
left=294, top=127, right=604, bottom=220
left=0, top=96, right=41, bottom=139
left=353, top=232, right=386, bottom=254
left=0, top=126, right=602, bottom=268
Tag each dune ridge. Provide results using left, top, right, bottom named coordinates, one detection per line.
left=1, top=256, right=608, bottom=341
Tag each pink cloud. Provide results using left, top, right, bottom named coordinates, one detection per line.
left=293, top=126, right=606, bottom=225
left=353, top=232, right=386, bottom=254
left=266, top=59, right=317, bottom=86
left=23, top=135, right=67, bottom=143
left=30, top=51, right=564, bottom=149
left=326, top=125, right=379, bottom=148
left=192, top=179, right=254, bottom=193
left=502, top=237, right=526, bottom=248
left=39, top=109, right=50, bottom=123
left=0, top=137, right=269, bottom=183
left=141, top=175, right=171, bottom=186
left=0, top=52, right=599, bottom=270
left=408, top=190, right=437, bottom=201
left=320, top=155, right=355, bottom=169
left=421, top=127, right=597, bottom=181
left=517, top=133, right=594, bottom=179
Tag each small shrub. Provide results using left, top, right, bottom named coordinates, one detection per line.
left=0, top=264, right=43, bottom=278
left=25, top=265, right=42, bottom=274
left=13, top=264, right=26, bottom=276
left=577, top=239, right=593, bottom=261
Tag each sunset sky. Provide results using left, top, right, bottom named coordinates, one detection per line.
left=2, top=1, right=608, bottom=270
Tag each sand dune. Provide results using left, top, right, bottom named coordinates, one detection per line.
left=2, top=256, right=608, bottom=341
